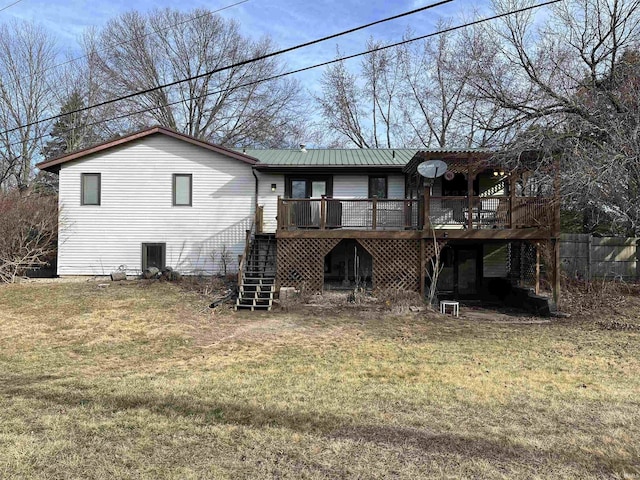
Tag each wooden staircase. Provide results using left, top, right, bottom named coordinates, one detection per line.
left=235, top=234, right=277, bottom=311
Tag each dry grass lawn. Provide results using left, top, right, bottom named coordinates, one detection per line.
left=0, top=280, right=639, bottom=479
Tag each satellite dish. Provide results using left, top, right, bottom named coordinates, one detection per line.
left=417, top=160, right=447, bottom=179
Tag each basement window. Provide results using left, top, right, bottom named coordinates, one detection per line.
left=142, top=243, right=166, bottom=271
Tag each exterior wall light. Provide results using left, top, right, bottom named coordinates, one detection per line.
left=271, top=184, right=277, bottom=192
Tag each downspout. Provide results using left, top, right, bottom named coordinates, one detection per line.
left=252, top=167, right=259, bottom=231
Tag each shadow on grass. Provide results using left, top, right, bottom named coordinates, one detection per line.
left=0, top=374, right=61, bottom=388
left=1, top=373, right=628, bottom=477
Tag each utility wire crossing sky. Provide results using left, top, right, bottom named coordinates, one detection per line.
left=0, top=0, right=560, bottom=141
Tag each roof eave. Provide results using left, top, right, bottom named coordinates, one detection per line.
left=35, top=126, right=258, bottom=172
left=253, top=164, right=406, bottom=172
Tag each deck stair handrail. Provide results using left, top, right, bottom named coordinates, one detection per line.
left=237, top=225, right=253, bottom=288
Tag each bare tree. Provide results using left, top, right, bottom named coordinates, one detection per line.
left=361, top=39, right=406, bottom=148
left=0, top=188, right=58, bottom=283
left=426, top=227, right=443, bottom=307
left=316, top=54, right=373, bottom=148
left=85, top=8, right=310, bottom=147
left=397, top=25, right=498, bottom=148
left=0, top=21, right=57, bottom=190
left=467, top=0, right=640, bottom=234
left=316, top=30, right=499, bottom=149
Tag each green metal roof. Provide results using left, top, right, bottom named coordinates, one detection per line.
left=243, top=148, right=418, bottom=167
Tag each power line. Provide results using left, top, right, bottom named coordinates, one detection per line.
left=0, top=0, right=25, bottom=13
left=0, top=0, right=454, bottom=137
left=23, top=0, right=562, bottom=153
left=1, top=0, right=251, bottom=90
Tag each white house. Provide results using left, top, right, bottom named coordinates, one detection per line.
left=37, top=127, right=258, bottom=276
left=37, top=125, right=558, bottom=309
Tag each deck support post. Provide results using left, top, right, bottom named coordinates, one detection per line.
left=320, top=195, right=326, bottom=229
left=509, top=173, right=516, bottom=228
left=422, top=185, right=431, bottom=230
left=552, top=156, right=561, bottom=307
left=277, top=195, right=282, bottom=230
left=372, top=196, right=377, bottom=230
left=552, top=238, right=560, bottom=307
left=467, top=165, right=475, bottom=229
left=343, top=244, right=349, bottom=286
left=420, top=238, right=426, bottom=298
left=535, top=242, right=540, bottom=295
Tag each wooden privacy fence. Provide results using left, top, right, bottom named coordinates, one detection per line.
left=560, top=234, right=638, bottom=280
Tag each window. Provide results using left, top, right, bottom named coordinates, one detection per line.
left=173, top=174, right=192, bottom=206
left=368, top=176, right=387, bottom=199
left=81, top=173, right=101, bottom=205
left=142, top=243, right=166, bottom=271
left=285, top=176, right=333, bottom=198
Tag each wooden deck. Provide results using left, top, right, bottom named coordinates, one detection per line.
left=276, top=196, right=556, bottom=240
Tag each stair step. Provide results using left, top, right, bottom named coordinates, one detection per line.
left=238, top=292, right=274, bottom=300
left=236, top=298, right=272, bottom=307
left=240, top=284, right=275, bottom=292
left=234, top=303, right=272, bottom=311
left=243, top=277, right=275, bottom=285
left=236, top=234, right=276, bottom=312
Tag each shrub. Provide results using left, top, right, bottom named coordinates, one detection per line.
left=0, top=189, right=58, bottom=283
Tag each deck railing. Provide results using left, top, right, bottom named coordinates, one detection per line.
left=279, top=198, right=421, bottom=230
left=277, top=196, right=554, bottom=231
left=429, top=196, right=511, bottom=229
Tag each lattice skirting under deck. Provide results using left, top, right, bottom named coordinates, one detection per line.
left=277, top=238, right=341, bottom=292
left=277, top=237, right=448, bottom=293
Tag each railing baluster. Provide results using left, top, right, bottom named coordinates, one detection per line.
left=372, top=197, right=377, bottom=230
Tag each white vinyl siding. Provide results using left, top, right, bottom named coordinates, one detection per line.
left=57, top=135, right=254, bottom=276
left=333, top=174, right=404, bottom=198
left=256, top=172, right=284, bottom=234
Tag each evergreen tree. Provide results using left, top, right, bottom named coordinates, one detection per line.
left=42, top=91, right=96, bottom=159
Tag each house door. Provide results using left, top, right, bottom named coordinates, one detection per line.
left=436, top=245, right=481, bottom=297
left=286, top=176, right=333, bottom=227
left=456, top=248, right=479, bottom=295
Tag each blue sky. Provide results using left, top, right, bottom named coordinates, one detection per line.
left=1, top=0, right=492, bottom=92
